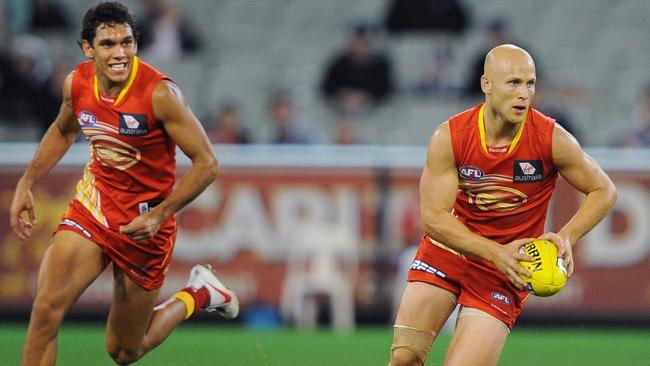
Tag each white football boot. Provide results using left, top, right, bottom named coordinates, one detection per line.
left=186, top=264, right=239, bottom=319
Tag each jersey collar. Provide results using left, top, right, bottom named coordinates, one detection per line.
left=93, top=56, right=140, bottom=107
left=478, top=103, right=528, bottom=154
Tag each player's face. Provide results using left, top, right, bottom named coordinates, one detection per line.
left=484, top=58, right=536, bottom=125
left=82, top=22, right=137, bottom=85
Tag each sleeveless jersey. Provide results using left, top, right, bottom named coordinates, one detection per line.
left=71, top=56, right=176, bottom=229
left=447, top=104, right=558, bottom=245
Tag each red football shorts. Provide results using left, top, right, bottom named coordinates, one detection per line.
left=408, top=236, right=530, bottom=329
left=55, top=199, right=177, bottom=290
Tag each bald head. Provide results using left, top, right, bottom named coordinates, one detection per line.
left=480, top=44, right=537, bottom=125
left=484, top=44, right=535, bottom=79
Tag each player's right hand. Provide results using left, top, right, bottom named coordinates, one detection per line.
left=10, top=184, right=37, bottom=240
left=490, top=238, right=537, bottom=291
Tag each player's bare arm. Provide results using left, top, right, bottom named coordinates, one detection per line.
left=119, top=80, right=218, bottom=242
left=549, top=125, right=617, bottom=275
left=10, top=71, right=80, bottom=240
left=420, top=122, right=535, bottom=289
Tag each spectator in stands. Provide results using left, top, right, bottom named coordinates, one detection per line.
left=33, top=61, right=68, bottom=137
left=268, top=90, right=314, bottom=144
left=2, top=34, right=51, bottom=127
left=29, top=0, right=72, bottom=31
left=4, top=0, right=31, bottom=33
left=335, top=116, right=361, bottom=144
left=0, top=34, right=72, bottom=139
left=320, top=22, right=394, bottom=115
left=614, top=83, right=650, bottom=147
left=0, top=40, right=13, bottom=121
left=384, top=0, right=469, bottom=35
left=137, top=0, right=202, bottom=63
left=462, top=18, right=518, bottom=99
left=0, top=5, right=6, bottom=35
left=532, top=84, right=579, bottom=142
left=205, top=101, right=251, bottom=144
left=412, top=47, right=457, bottom=97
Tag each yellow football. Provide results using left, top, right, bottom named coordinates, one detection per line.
left=518, top=239, right=567, bottom=297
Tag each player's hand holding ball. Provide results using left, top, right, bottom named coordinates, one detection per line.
left=518, top=240, right=568, bottom=297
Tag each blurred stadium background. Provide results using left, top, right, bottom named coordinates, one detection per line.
left=1, top=0, right=650, bottom=365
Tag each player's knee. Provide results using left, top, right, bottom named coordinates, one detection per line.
left=107, top=345, right=141, bottom=365
left=389, top=347, right=422, bottom=366
left=389, top=325, right=435, bottom=366
left=30, top=297, right=66, bottom=327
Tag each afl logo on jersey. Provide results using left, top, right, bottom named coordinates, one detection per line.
left=459, top=165, right=484, bottom=181
left=78, top=110, right=97, bottom=127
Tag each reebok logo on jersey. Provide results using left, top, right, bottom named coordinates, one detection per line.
left=488, top=146, right=507, bottom=153
left=513, top=160, right=543, bottom=183
left=119, top=113, right=149, bottom=136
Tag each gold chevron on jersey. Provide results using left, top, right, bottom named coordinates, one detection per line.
left=74, top=165, right=108, bottom=227
left=463, top=173, right=512, bottom=183
left=86, top=121, right=118, bottom=133
left=459, top=177, right=512, bottom=191
left=81, top=120, right=119, bottom=137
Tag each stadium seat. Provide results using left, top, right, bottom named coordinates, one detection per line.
left=280, top=223, right=358, bottom=332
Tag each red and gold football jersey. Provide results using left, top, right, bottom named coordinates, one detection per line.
left=71, top=56, right=176, bottom=229
left=447, top=104, right=558, bottom=245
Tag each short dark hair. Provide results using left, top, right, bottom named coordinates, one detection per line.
left=79, top=1, right=139, bottom=46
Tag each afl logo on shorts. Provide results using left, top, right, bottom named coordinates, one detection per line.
left=491, top=291, right=512, bottom=305
left=459, top=165, right=484, bottom=181
left=78, top=110, right=97, bottom=127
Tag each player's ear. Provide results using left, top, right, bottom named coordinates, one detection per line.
left=81, top=40, right=94, bottom=59
left=480, top=74, right=491, bottom=94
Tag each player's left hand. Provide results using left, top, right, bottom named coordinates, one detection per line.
left=119, top=212, right=162, bottom=243
left=10, top=182, right=37, bottom=241
left=539, top=232, right=574, bottom=277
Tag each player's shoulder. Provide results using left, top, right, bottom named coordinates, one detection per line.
left=428, top=120, right=452, bottom=150
left=62, top=68, right=78, bottom=100
left=433, top=120, right=451, bottom=138
left=552, top=122, right=581, bottom=151
left=64, top=69, right=76, bottom=84
left=151, top=78, right=185, bottom=122
left=152, top=79, right=181, bottom=103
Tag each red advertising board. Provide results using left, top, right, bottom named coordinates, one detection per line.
left=1, top=145, right=649, bottom=322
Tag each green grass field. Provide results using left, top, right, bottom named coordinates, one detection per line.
left=1, top=323, right=649, bottom=365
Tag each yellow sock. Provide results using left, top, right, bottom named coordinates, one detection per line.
left=173, top=291, right=196, bottom=319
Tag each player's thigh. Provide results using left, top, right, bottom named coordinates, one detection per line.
left=444, top=312, right=509, bottom=366
left=394, top=281, right=457, bottom=332
left=34, top=230, right=106, bottom=314
left=106, top=266, right=160, bottom=348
